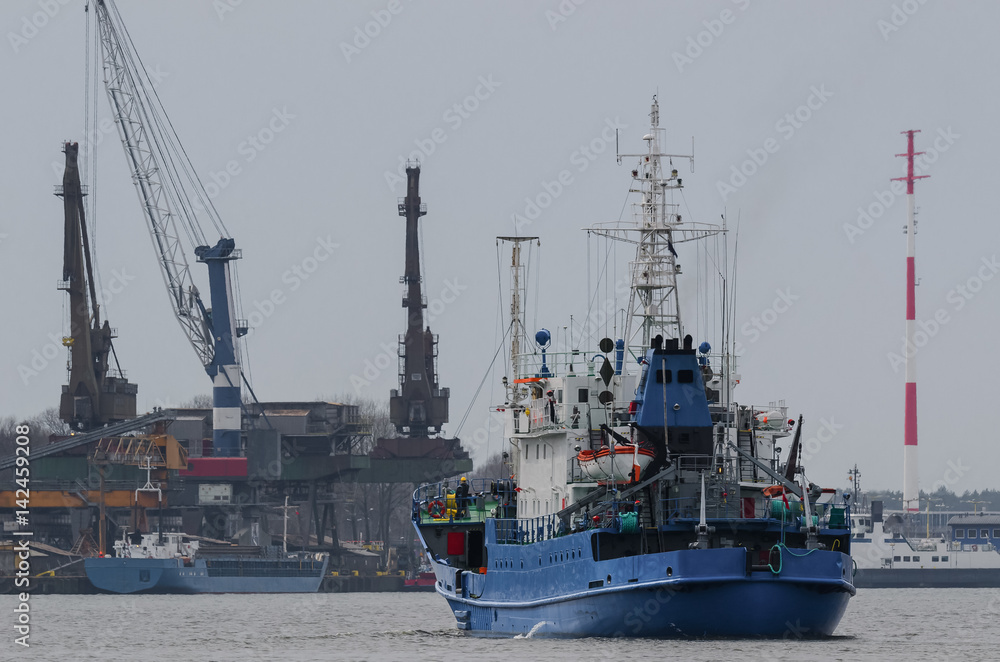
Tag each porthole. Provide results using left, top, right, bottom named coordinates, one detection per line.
left=607, top=574, right=612, bottom=584
left=667, top=566, right=673, bottom=577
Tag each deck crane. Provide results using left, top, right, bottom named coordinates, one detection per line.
left=93, top=0, right=247, bottom=456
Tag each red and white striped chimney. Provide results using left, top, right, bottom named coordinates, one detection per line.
left=893, top=130, right=928, bottom=513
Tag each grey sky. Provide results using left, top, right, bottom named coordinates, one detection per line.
left=2, top=1, right=997, bottom=494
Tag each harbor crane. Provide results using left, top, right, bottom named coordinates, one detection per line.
left=57, top=141, right=137, bottom=430
left=93, top=0, right=248, bottom=456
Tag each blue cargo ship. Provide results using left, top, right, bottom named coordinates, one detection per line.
left=85, top=532, right=327, bottom=594
left=411, top=97, right=855, bottom=637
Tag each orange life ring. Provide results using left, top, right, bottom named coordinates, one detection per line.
left=972, top=544, right=978, bottom=552
left=429, top=500, right=446, bottom=518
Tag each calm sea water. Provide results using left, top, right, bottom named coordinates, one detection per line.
left=3, top=588, right=998, bottom=661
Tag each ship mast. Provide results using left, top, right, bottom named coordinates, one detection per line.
left=497, top=236, right=539, bottom=380
left=589, top=96, right=718, bottom=358
left=893, top=130, right=928, bottom=513
left=623, top=96, right=686, bottom=348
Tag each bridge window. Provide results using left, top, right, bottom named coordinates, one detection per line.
left=932, top=556, right=939, bottom=562
left=677, top=369, right=694, bottom=383
left=954, top=529, right=965, bottom=539
left=893, top=556, right=900, bottom=562
left=578, top=388, right=589, bottom=403
left=655, top=370, right=672, bottom=383
left=942, top=556, right=949, bottom=561
left=994, top=529, right=1000, bottom=538
left=982, top=529, right=990, bottom=539
left=912, top=556, right=920, bottom=562
left=903, top=556, right=911, bottom=562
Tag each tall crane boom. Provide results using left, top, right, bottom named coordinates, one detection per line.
left=57, top=141, right=137, bottom=430
left=389, top=164, right=449, bottom=436
left=94, top=0, right=212, bottom=364
left=94, top=0, right=245, bottom=456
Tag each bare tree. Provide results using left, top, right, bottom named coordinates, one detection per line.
left=180, top=394, right=213, bottom=408
left=472, top=452, right=508, bottom=481
left=323, top=394, right=416, bottom=558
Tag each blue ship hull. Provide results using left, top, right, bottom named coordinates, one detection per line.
left=85, top=555, right=328, bottom=594
left=416, top=524, right=854, bottom=637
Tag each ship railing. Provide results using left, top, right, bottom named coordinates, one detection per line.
left=411, top=477, right=506, bottom=524
left=493, top=514, right=564, bottom=545
left=493, top=498, right=655, bottom=545
left=659, top=496, right=746, bottom=521
left=567, top=455, right=587, bottom=483
left=512, top=349, right=603, bottom=382
left=659, top=493, right=851, bottom=529
left=511, top=347, right=740, bottom=384
left=511, top=397, right=554, bottom=433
